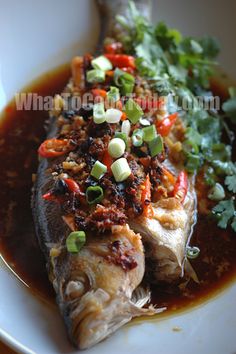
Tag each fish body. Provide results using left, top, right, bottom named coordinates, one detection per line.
left=33, top=126, right=161, bottom=350
left=32, top=0, right=196, bottom=349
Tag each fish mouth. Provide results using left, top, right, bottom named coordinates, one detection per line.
left=62, top=287, right=162, bottom=350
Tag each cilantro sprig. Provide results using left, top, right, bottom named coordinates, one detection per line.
left=116, top=2, right=235, bottom=232
left=222, top=87, right=236, bottom=124
left=212, top=199, right=236, bottom=231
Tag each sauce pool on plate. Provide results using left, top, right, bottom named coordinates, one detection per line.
left=0, top=64, right=235, bottom=314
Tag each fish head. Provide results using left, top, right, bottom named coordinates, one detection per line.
left=51, top=224, right=158, bottom=349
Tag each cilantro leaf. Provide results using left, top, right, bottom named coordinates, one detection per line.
left=210, top=143, right=231, bottom=161
left=211, top=160, right=235, bottom=176
left=222, top=97, right=236, bottom=123
left=232, top=217, right=236, bottom=232
left=212, top=199, right=236, bottom=231
left=168, top=65, right=187, bottom=84
left=225, top=174, right=236, bottom=193
left=199, top=36, right=220, bottom=59
left=185, top=127, right=202, bottom=146
left=155, top=22, right=182, bottom=50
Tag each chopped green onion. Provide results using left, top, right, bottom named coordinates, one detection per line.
left=114, top=68, right=135, bottom=95
left=148, top=135, right=164, bottom=157
left=86, top=186, right=104, bottom=205
left=107, top=86, right=120, bottom=103
left=132, top=129, right=143, bottom=147
left=139, top=118, right=150, bottom=126
left=186, top=246, right=200, bottom=259
left=124, top=99, right=144, bottom=124
left=121, top=120, right=131, bottom=136
left=208, top=183, right=225, bottom=201
left=108, top=138, right=126, bottom=158
left=115, top=132, right=128, bottom=146
left=142, top=125, right=157, bottom=142
left=93, top=102, right=106, bottom=124
left=91, top=55, right=112, bottom=71
left=121, top=81, right=134, bottom=95
left=86, top=69, right=105, bottom=83
left=114, top=68, right=125, bottom=86
left=66, top=231, right=86, bottom=253
left=91, top=161, right=107, bottom=180
left=111, top=157, right=131, bottom=182
left=105, top=108, right=122, bottom=123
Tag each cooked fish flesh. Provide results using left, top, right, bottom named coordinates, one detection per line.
left=130, top=177, right=196, bottom=282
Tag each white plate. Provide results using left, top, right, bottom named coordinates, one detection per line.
left=0, top=1, right=236, bottom=353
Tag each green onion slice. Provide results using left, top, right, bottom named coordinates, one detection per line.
left=93, top=102, right=106, bottom=124
left=111, top=157, right=131, bottom=182
left=105, top=108, right=122, bottom=123
left=114, top=68, right=135, bottom=95
left=121, top=81, right=134, bottom=96
left=86, top=186, right=104, bottom=205
left=66, top=231, right=86, bottom=253
left=108, top=138, right=126, bottom=158
left=139, top=118, right=150, bottom=126
left=107, top=86, right=120, bottom=103
left=186, top=246, right=200, bottom=259
left=91, top=160, right=107, bottom=180
left=121, top=120, right=131, bottom=136
left=115, top=132, right=128, bottom=146
left=132, top=129, right=143, bottom=147
left=124, top=98, right=144, bottom=124
left=86, top=69, right=105, bottom=83
left=208, top=183, right=225, bottom=201
left=91, top=55, right=112, bottom=71
left=148, top=135, right=164, bottom=157
left=142, top=125, right=157, bottom=142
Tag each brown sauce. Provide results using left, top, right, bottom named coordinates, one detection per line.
left=0, top=65, right=235, bottom=314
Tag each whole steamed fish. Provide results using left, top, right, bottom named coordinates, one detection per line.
left=32, top=0, right=196, bottom=349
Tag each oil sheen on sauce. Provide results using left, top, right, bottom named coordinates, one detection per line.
left=0, top=65, right=235, bottom=316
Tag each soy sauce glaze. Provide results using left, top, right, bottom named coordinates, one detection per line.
left=0, top=65, right=235, bottom=313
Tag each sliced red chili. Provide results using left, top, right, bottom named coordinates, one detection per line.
left=121, top=112, right=127, bottom=121
left=141, top=174, right=154, bottom=218
left=64, top=178, right=81, bottom=194
left=104, top=42, right=123, bottom=54
left=105, top=70, right=114, bottom=78
left=173, top=171, right=188, bottom=203
left=38, top=139, right=68, bottom=158
left=64, top=178, right=86, bottom=204
left=156, top=112, right=178, bottom=137
left=102, top=150, right=113, bottom=174
left=42, top=192, right=55, bottom=201
left=91, top=89, right=107, bottom=100
left=104, top=54, right=136, bottom=69
left=120, top=67, right=135, bottom=75
left=139, top=157, right=151, bottom=168
left=162, top=167, right=176, bottom=186
left=42, top=191, right=64, bottom=203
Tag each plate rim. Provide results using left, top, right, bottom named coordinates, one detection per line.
left=0, top=327, right=35, bottom=354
